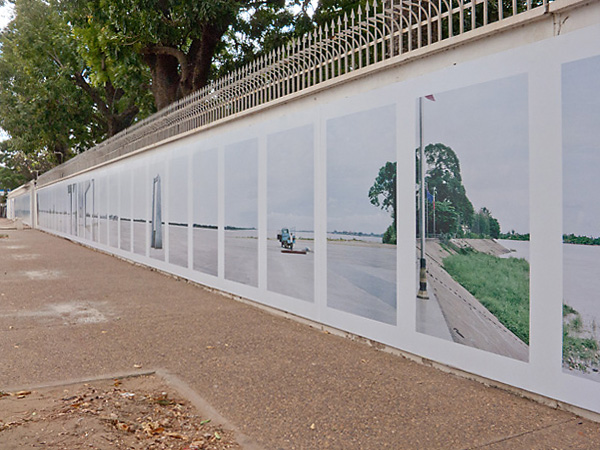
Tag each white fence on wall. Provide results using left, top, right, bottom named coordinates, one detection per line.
left=9, top=0, right=600, bottom=418
left=35, top=0, right=554, bottom=180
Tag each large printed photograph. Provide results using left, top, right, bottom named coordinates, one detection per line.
left=415, top=75, right=530, bottom=361
left=267, top=125, right=314, bottom=302
left=327, top=105, right=397, bottom=324
left=562, top=54, right=600, bottom=380
left=225, top=139, right=258, bottom=287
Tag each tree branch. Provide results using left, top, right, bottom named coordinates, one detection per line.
left=72, top=72, right=109, bottom=117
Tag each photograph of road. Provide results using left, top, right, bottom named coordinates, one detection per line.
left=120, top=168, right=132, bottom=252
left=168, top=154, right=189, bottom=268
left=192, top=148, right=218, bottom=277
left=132, top=163, right=147, bottom=256
left=267, top=125, right=314, bottom=302
left=108, top=169, right=119, bottom=249
left=96, top=175, right=108, bottom=246
left=562, top=54, right=600, bottom=380
left=327, top=105, right=397, bottom=324
left=416, top=75, right=530, bottom=361
left=225, top=140, right=258, bottom=287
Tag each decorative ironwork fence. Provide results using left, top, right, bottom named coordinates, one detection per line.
left=81, top=0, right=552, bottom=163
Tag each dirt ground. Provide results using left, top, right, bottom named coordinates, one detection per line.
left=0, top=374, right=240, bottom=450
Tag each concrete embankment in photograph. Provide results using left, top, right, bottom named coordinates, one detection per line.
left=418, top=239, right=529, bottom=361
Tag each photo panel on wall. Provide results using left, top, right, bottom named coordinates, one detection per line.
left=562, top=54, right=600, bottom=381
left=193, top=147, right=219, bottom=277
left=415, top=75, right=530, bottom=362
left=224, top=139, right=259, bottom=287
left=326, top=105, right=397, bottom=325
left=267, top=124, right=315, bottom=302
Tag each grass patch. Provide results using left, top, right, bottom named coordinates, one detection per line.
left=0, top=234, right=8, bottom=239
left=443, top=251, right=530, bottom=344
left=563, top=303, right=600, bottom=371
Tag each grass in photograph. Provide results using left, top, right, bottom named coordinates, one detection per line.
left=443, top=250, right=530, bottom=344
left=563, top=303, right=600, bottom=372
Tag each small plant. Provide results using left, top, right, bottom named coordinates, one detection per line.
left=562, top=303, right=600, bottom=372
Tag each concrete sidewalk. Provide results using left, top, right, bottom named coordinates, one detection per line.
left=1, top=224, right=599, bottom=449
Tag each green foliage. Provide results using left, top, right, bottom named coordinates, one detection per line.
left=63, top=0, right=297, bottom=109
left=443, top=251, right=530, bottom=344
left=471, top=207, right=501, bottom=239
left=563, top=234, right=600, bottom=246
left=428, top=199, right=458, bottom=236
left=499, top=231, right=530, bottom=241
left=368, top=161, right=396, bottom=220
left=369, top=161, right=396, bottom=244
left=562, top=303, right=600, bottom=371
left=382, top=224, right=396, bottom=245
left=0, top=0, right=100, bottom=162
left=0, top=165, right=26, bottom=190
left=422, top=143, right=474, bottom=228
left=563, top=332, right=600, bottom=371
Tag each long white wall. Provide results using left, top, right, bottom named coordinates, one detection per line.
left=12, top=1, right=600, bottom=415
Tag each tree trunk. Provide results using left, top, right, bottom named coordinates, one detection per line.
left=144, top=53, right=182, bottom=111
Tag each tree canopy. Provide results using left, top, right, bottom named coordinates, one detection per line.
left=62, top=0, right=303, bottom=110
left=0, top=0, right=323, bottom=179
left=369, top=161, right=397, bottom=244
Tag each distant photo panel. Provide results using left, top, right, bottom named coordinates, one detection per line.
left=169, top=153, right=189, bottom=268
left=224, top=139, right=258, bottom=286
left=193, top=147, right=219, bottom=276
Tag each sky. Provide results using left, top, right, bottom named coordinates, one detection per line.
left=268, top=124, right=314, bottom=233
left=563, top=54, right=600, bottom=238
left=327, top=105, right=397, bottom=235
left=423, top=75, right=530, bottom=234
left=225, top=139, right=258, bottom=229
left=0, top=3, right=13, bottom=30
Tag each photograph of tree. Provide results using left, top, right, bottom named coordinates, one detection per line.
left=327, top=105, right=397, bottom=324
left=267, top=125, right=314, bottom=302
left=193, top=148, right=218, bottom=277
left=562, top=54, right=600, bottom=380
left=416, top=75, right=530, bottom=361
left=225, top=140, right=258, bottom=287
left=149, top=159, right=166, bottom=261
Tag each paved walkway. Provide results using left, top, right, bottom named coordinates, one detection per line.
left=1, top=221, right=599, bottom=449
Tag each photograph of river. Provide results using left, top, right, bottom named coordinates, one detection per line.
left=326, top=105, right=397, bottom=325
left=192, top=147, right=218, bottom=277
left=267, top=125, right=314, bottom=302
left=224, top=139, right=258, bottom=287
left=416, top=75, right=530, bottom=361
left=168, top=153, right=189, bottom=268
left=562, top=54, right=600, bottom=380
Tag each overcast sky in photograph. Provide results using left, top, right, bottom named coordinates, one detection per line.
left=563, top=54, right=600, bottom=238
left=268, top=124, right=314, bottom=233
left=225, top=139, right=258, bottom=229
left=327, top=105, right=396, bottom=235
left=423, top=74, right=529, bottom=234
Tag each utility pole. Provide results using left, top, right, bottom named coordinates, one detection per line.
left=432, top=187, right=436, bottom=237
left=417, top=97, right=429, bottom=299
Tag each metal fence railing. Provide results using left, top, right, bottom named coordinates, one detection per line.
left=52, top=0, right=552, bottom=173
